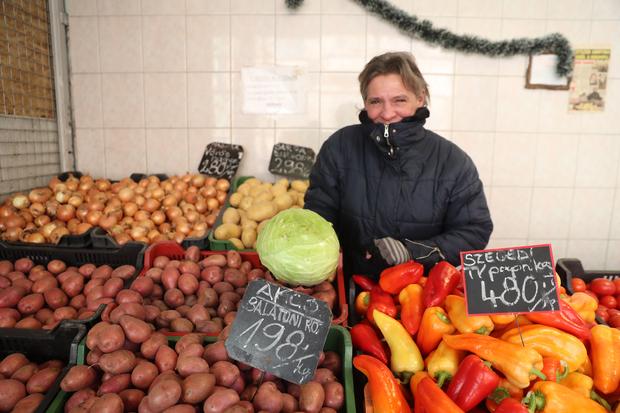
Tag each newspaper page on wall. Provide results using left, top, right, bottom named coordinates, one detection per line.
left=568, top=48, right=611, bottom=112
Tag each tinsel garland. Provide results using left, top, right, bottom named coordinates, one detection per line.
left=285, top=0, right=573, bottom=76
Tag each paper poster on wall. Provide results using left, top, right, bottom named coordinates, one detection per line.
left=568, top=48, right=611, bottom=112
left=241, top=66, right=306, bottom=115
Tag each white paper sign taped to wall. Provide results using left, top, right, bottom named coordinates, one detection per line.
left=241, top=66, right=306, bottom=115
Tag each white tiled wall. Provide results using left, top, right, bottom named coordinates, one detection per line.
left=67, top=0, right=620, bottom=269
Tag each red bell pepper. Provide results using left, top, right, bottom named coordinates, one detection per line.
left=399, top=283, right=424, bottom=335
left=446, top=354, right=500, bottom=411
left=494, top=397, right=528, bottom=413
left=379, top=260, right=423, bottom=295
left=353, top=274, right=377, bottom=291
left=525, top=300, right=591, bottom=342
left=366, top=285, right=398, bottom=325
left=414, top=376, right=464, bottom=413
left=423, top=261, right=461, bottom=308
left=350, top=323, right=389, bottom=365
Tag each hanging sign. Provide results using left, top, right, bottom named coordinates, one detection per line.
left=461, top=244, right=559, bottom=315
left=225, top=279, right=332, bottom=384
left=268, top=143, right=315, bottom=179
left=198, top=142, right=244, bottom=181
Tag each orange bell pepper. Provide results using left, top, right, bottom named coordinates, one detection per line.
left=524, top=381, right=609, bottom=413
left=565, top=292, right=598, bottom=324
left=353, top=355, right=411, bottom=413
left=399, top=284, right=424, bottom=336
left=425, top=340, right=464, bottom=387
left=445, top=295, right=494, bottom=335
left=490, top=313, right=516, bottom=329
left=442, top=333, right=544, bottom=389
left=416, top=306, right=455, bottom=356
left=414, top=376, right=464, bottom=413
left=591, top=324, right=620, bottom=394
left=560, top=372, right=593, bottom=398
left=500, top=324, right=587, bottom=372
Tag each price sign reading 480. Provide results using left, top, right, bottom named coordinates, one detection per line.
left=225, top=279, right=332, bottom=384
left=461, top=244, right=560, bottom=316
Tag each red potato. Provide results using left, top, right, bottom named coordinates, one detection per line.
left=34, top=308, right=54, bottom=324
left=84, top=278, right=105, bottom=296
left=17, top=293, right=44, bottom=315
left=178, top=262, right=200, bottom=277
left=178, top=274, right=199, bottom=296
left=162, top=268, right=181, bottom=290
left=90, top=393, right=124, bottom=413
left=226, top=251, right=242, bottom=269
left=162, top=404, right=196, bottom=413
left=144, top=305, right=161, bottom=323
left=45, top=259, right=65, bottom=274
left=54, top=306, right=78, bottom=321
left=99, top=350, right=137, bottom=374
left=323, top=381, right=344, bottom=410
left=203, top=388, right=239, bottom=413
left=164, top=289, right=185, bottom=308
left=61, top=365, right=97, bottom=392
left=91, top=265, right=113, bottom=280
left=203, top=341, right=229, bottom=365
left=0, top=379, right=26, bottom=411
left=65, top=389, right=97, bottom=413
left=148, top=379, right=182, bottom=412
left=86, top=348, right=103, bottom=366
left=61, top=273, right=85, bottom=298
left=0, top=276, right=10, bottom=289
left=299, top=381, right=325, bottom=413
left=119, top=315, right=152, bottom=344
left=174, top=334, right=203, bottom=354
left=97, top=324, right=126, bottom=353
left=98, top=373, right=131, bottom=395
left=155, top=346, right=178, bottom=373
left=26, top=366, right=61, bottom=393
left=253, top=381, right=283, bottom=413
left=171, top=318, right=194, bottom=333
left=132, top=361, right=159, bottom=390
left=8, top=391, right=43, bottom=413
left=0, top=260, right=13, bottom=276
left=153, top=256, right=170, bottom=269
left=141, top=332, right=168, bottom=360
left=12, top=278, right=33, bottom=293
left=119, top=388, right=145, bottom=412
left=43, top=288, right=68, bottom=310
left=79, top=263, right=96, bottom=277
left=102, top=277, right=124, bottom=298
left=200, top=266, right=223, bottom=285
left=132, top=277, right=155, bottom=298
left=110, top=302, right=147, bottom=323
left=184, top=246, right=201, bottom=263
left=182, top=372, right=216, bottom=405
left=0, top=286, right=27, bottom=308
left=178, top=343, right=204, bottom=359
left=111, top=264, right=136, bottom=280
left=186, top=305, right=211, bottom=325
left=211, top=361, right=239, bottom=387
left=176, top=356, right=209, bottom=377
left=145, top=267, right=163, bottom=283
left=69, top=294, right=87, bottom=310
left=224, top=269, right=247, bottom=289
left=15, top=317, right=43, bottom=329
left=10, top=362, right=37, bottom=383
left=0, top=353, right=29, bottom=377
left=116, top=289, right=143, bottom=305
left=15, top=258, right=34, bottom=273
left=200, top=255, right=227, bottom=268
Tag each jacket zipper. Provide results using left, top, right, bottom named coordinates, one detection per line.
left=384, top=124, right=395, bottom=157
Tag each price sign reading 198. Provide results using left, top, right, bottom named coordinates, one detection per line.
left=225, top=280, right=332, bottom=384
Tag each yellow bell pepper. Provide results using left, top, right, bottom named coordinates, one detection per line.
left=373, top=309, right=424, bottom=383
left=445, top=295, right=494, bottom=335
left=526, top=381, right=609, bottom=413
left=565, top=292, right=598, bottom=323
left=425, top=340, right=465, bottom=387
left=500, top=325, right=587, bottom=372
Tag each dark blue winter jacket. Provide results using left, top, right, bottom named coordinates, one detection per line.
left=305, top=107, right=493, bottom=278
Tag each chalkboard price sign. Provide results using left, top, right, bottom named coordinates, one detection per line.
left=461, top=244, right=559, bottom=315
left=225, top=279, right=332, bottom=384
left=268, top=143, right=315, bottom=179
left=198, top=142, right=244, bottom=181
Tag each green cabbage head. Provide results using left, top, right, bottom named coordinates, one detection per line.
left=256, top=208, right=340, bottom=286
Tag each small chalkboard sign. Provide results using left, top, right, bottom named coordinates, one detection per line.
left=268, top=143, right=315, bottom=179
left=461, top=244, right=559, bottom=315
left=225, top=279, right=332, bottom=384
left=198, top=142, right=244, bottom=181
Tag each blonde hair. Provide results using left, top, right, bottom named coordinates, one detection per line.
left=358, top=52, right=430, bottom=105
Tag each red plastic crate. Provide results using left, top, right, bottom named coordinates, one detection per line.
left=141, top=241, right=348, bottom=334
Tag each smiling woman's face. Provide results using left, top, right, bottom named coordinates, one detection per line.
left=364, top=73, right=425, bottom=124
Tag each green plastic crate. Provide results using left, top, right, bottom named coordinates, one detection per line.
left=208, top=175, right=253, bottom=251
left=49, top=325, right=355, bottom=413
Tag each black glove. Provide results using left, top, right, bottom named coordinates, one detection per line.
left=373, top=237, right=411, bottom=266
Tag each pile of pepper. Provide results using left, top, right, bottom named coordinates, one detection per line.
left=351, top=260, right=620, bottom=412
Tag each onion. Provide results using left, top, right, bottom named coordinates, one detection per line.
left=41, top=222, right=58, bottom=238
left=134, top=195, right=145, bottom=207
left=67, top=218, right=80, bottom=233
left=194, top=222, right=208, bottom=233
left=137, top=219, right=155, bottom=231
left=130, top=226, right=148, bottom=239
left=162, top=195, right=177, bottom=208
left=48, top=177, right=61, bottom=191
left=114, top=233, right=132, bottom=245
left=185, top=210, right=199, bottom=224
left=78, top=180, right=94, bottom=192
left=195, top=197, right=208, bottom=213
left=0, top=205, right=15, bottom=218
left=25, top=231, right=46, bottom=243
left=120, top=217, right=134, bottom=227
left=152, top=187, right=165, bottom=200
left=29, top=188, right=52, bottom=203
left=148, top=175, right=160, bottom=185
left=182, top=173, right=192, bottom=184
left=172, top=231, right=185, bottom=244
left=205, top=176, right=217, bottom=187
left=201, top=186, right=216, bottom=198
left=34, top=215, right=51, bottom=227
left=151, top=210, right=165, bottom=225
left=216, top=190, right=227, bottom=204
left=19, top=210, right=33, bottom=224
left=46, top=200, right=59, bottom=217
left=95, top=179, right=111, bottom=192
left=86, top=210, right=102, bottom=226
left=123, top=202, right=138, bottom=217
left=138, top=178, right=149, bottom=188
left=215, top=179, right=230, bottom=192
left=189, top=228, right=206, bottom=238
left=147, top=229, right=161, bottom=242
left=2, top=227, right=22, bottom=241
left=174, top=181, right=188, bottom=192
left=98, top=214, right=117, bottom=230
left=206, top=214, right=217, bottom=227
left=143, top=198, right=160, bottom=213
left=135, top=186, right=146, bottom=195
left=88, top=201, right=105, bottom=212
left=76, top=204, right=89, bottom=221
left=166, top=206, right=182, bottom=221
left=110, top=225, right=125, bottom=235
left=53, top=183, right=67, bottom=193
left=12, top=194, right=30, bottom=209
left=183, top=191, right=197, bottom=204
left=65, top=177, right=79, bottom=191
left=5, top=214, right=26, bottom=229
left=159, top=223, right=172, bottom=234
left=191, top=174, right=206, bottom=188
left=134, top=210, right=150, bottom=222
left=162, top=181, right=174, bottom=193
left=175, top=221, right=191, bottom=235
left=29, top=202, right=46, bottom=218
left=55, top=190, right=71, bottom=204
left=206, top=198, right=219, bottom=211
left=68, top=194, right=83, bottom=208
left=50, top=227, right=70, bottom=243
left=118, top=187, right=135, bottom=202
left=56, top=205, right=75, bottom=222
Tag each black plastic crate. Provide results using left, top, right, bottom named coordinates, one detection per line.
left=57, top=171, right=83, bottom=181
left=0, top=322, right=86, bottom=413
left=129, top=172, right=169, bottom=182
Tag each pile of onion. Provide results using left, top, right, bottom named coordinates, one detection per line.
left=0, top=173, right=229, bottom=245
